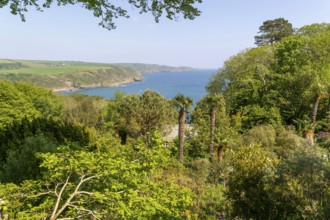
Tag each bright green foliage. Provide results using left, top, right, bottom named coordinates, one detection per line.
left=227, top=145, right=278, bottom=219
left=0, top=80, right=40, bottom=128
left=0, top=133, right=194, bottom=219
left=107, top=90, right=175, bottom=144
left=208, top=23, right=330, bottom=128
left=255, top=18, right=294, bottom=46
left=14, top=81, right=62, bottom=120
left=0, top=80, right=62, bottom=128
left=2, top=0, right=202, bottom=30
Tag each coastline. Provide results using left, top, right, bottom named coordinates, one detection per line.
left=53, top=76, right=143, bottom=93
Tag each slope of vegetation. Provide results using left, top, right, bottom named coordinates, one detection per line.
left=0, top=21, right=329, bottom=219
left=115, top=63, right=197, bottom=74
left=0, top=60, right=142, bottom=91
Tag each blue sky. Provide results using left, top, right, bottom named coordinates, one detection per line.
left=1, top=0, right=329, bottom=68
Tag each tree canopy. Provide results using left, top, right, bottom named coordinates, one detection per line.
left=255, top=18, right=294, bottom=46
left=2, top=0, right=203, bottom=30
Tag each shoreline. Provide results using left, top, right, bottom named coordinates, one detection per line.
left=53, top=77, right=143, bottom=93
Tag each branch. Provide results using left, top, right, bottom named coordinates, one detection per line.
left=25, top=191, right=52, bottom=198
left=50, top=174, right=71, bottom=220
left=51, top=174, right=99, bottom=220
left=67, top=204, right=101, bottom=220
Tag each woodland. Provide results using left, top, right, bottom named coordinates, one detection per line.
left=0, top=19, right=330, bottom=219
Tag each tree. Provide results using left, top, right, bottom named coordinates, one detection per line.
left=172, top=94, right=193, bottom=163
left=0, top=134, right=194, bottom=219
left=3, top=0, right=203, bottom=30
left=61, top=94, right=107, bottom=127
left=227, top=145, right=279, bottom=219
left=255, top=18, right=294, bottom=46
left=107, top=90, right=175, bottom=144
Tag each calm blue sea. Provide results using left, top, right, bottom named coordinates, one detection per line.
left=63, top=69, right=217, bottom=103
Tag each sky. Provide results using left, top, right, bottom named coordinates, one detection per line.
left=1, top=0, right=330, bottom=69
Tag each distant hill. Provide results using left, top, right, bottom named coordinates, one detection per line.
left=114, top=63, right=197, bottom=74
left=0, top=59, right=196, bottom=91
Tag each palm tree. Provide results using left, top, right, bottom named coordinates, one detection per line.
left=172, top=94, right=193, bottom=163
left=205, top=94, right=225, bottom=158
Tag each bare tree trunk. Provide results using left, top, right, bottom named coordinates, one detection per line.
left=209, top=105, right=216, bottom=158
left=311, top=94, right=321, bottom=123
left=328, top=91, right=330, bottom=113
left=305, top=129, right=315, bottom=146
left=217, top=144, right=224, bottom=164
left=178, top=109, right=186, bottom=163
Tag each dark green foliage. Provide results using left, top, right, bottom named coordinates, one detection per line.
left=0, top=134, right=57, bottom=183
left=3, top=0, right=202, bottom=30
left=0, top=117, right=92, bottom=183
left=255, top=18, right=294, bottom=46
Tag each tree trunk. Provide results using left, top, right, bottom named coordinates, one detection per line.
left=305, top=129, right=315, bottom=146
left=178, top=108, right=186, bottom=163
left=311, top=94, right=321, bottom=123
left=328, top=91, right=330, bottom=113
left=217, top=144, right=224, bottom=164
left=209, top=105, right=216, bottom=158
left=119, top=130, right=127, bottom=145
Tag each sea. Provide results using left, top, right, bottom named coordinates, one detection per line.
left=63, top=69, right=217, bottom=103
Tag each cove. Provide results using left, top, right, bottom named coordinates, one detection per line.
left=63, top=69, right=216, bottom=103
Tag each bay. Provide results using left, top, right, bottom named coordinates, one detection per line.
left=64, top=69, right=216, bottom=103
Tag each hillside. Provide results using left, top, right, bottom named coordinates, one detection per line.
left=0, top=59, right=142, bottom=91
left=0, top=59, right=196, bottom=91
left=114, top=63, right=197, bottom=74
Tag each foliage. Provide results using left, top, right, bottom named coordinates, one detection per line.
left=0, top=134, right=57, bottom=184
left=107, top=90, right=175, bottom=144
left=207, top=22, right=330, bottom=128
left=255, top=18, right=294, bottom=46
left=61, top=94, right=107, bottom=127
left=0, top=133, right=194, bottom=219
left=0, top=80, right=40, bottom=128
left=0, top=117, right=93, bottom=183
left=243, top=124, right=276, bottom=148
left=2, top=0, right=203, bottom=30
left=273, top=148, right=330, bottom=219
left=226, top=145, right=279, bottom=219
left=172, top=93, right=194, bottom=163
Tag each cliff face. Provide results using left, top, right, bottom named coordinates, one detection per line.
left=50, top=67, right=142, bottom=91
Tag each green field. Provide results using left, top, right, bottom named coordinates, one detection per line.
left=0, top=59, right=113, bottom=75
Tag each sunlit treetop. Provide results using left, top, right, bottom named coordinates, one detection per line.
left=1, top=0, right=203, bottom=30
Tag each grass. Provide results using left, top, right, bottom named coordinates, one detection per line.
left=0, top=59, right=113, bottom=75
left=0, top=66, right=113, bottom=75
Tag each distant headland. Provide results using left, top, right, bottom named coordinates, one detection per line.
left=0, top=59, right=197, bottom=92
